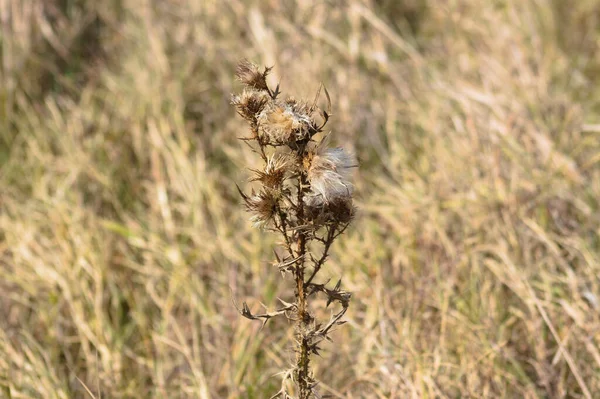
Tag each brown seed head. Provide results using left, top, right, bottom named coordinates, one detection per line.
left=239, top=188, right=280, bottom=228
left=257, top=101, right=316, bottom=146
left=305, top=195, right=355, bottom=226
left=231, top=89, right=270, bottom=125
left=250, top=155, right=290, bottom=189
left=236, top=59, right=271, bottom=92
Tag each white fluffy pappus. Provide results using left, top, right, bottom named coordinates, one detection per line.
left=257, top=102, right=313, bottom=145
left=306, top=143, right=357, bottom=202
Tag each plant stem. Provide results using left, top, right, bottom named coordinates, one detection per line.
left=295, top=168, right=311, bottom=398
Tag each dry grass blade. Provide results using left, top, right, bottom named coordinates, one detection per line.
left=525, top=280, right=593, bottom=399
left=75, top=375, right=97, bottom=399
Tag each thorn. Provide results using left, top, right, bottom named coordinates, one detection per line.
left=277, top=298, right=296, bottom=308
left=334, top=279, right=341, bottom=291
left=323, top=85, right=331, bottom=115
left=273, top=249, right=281, bottom=263
left=272, top=82, right=281, bottom=99
left=311, top=83, right=323, bottom=111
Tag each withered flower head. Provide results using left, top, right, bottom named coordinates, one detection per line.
left=235, top=59, right=272, bottom=92
left=305, top=139, right=357, bottom=202
left=250, top=155, right=289, bottom=188
left=257, top=100, right=315, bottom=146
left=231, top=89, right=270, bottom=125
left=305, top=195, right=355, bottom=226
left=239, top=188, right=279, bottom=228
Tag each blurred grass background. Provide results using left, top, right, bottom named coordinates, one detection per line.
left=1, top=0, right=600, bottom=398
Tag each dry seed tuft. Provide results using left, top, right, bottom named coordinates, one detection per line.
left=231, top=89, right=270, bottom=125
left=250, top=155, right=290, bottom=189
left=235, top=59, right=272, bottom=92
left=305, top=196, right=355, bottom=226
left=257, top=101, right=316, bottom=146
left=305, top=142, right=357, bottom=202
left=239, top=188, right=280, bottom=228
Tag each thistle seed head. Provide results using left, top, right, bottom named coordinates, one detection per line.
left=240, top=188, right=280, bottom=228
left=257, top=101, right=316, bottom=146
left=305, top=195, right=355, bottom=226
left=250, top=155, right=290, bottom=189
left=231, top=89, right=270, bottom=126
left=305, top=139, right=357, bottom=202
left=235, top=59, right=272, bottom=92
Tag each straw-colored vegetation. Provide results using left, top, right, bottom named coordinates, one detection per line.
left=1, top=1, right=600, bottom=398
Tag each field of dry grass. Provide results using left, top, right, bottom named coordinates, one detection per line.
left=2, top=0, right=600, bottom=398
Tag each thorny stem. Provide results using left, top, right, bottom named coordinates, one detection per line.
left=295, top=166, right=312, bottom=399
left=275, top=207, right=295, bottom=259
left=305, top=226, right=335, bottom=287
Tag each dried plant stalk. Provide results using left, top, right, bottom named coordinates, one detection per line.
left=232, top=60, right=356, bottom=398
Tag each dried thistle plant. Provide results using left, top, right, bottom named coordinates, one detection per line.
left=232, top=60, right=356, bottom=398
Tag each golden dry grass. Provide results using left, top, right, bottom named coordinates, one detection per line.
left=1, top=0, right=600, bottom=398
